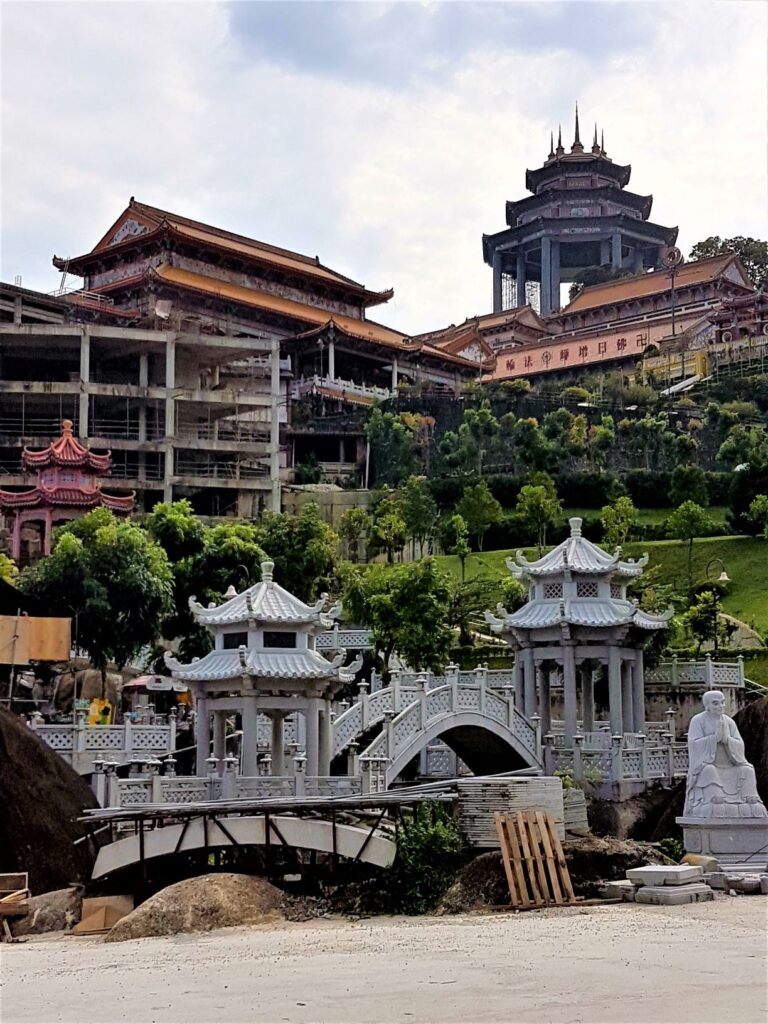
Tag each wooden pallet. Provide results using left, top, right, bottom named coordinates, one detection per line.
left=494, top=809, right=577, bottom=910
left=0, top=873, right=30, bottom=943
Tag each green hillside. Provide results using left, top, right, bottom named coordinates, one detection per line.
left=433, top=535, right=768, bottom=633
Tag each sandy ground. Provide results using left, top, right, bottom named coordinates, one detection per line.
left=1, top=899, right=766, bottom=1024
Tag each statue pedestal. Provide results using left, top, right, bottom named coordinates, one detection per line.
left=676, top=816, right=768, bottom=867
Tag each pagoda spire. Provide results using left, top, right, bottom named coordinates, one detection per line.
left=591, top=122, right=601, bottom=155
left=571, top=102, right=584, bottom=153
left=601, top=128, right=606, bottom=155
left=555, top=124, right=564, bottom=157
left=548, top=130, right=555, bottom=160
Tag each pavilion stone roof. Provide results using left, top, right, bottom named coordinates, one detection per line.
left=22, top=420, right=111, bottom=472
left=190, top=561, right=341, bottom=629
left=485, top=599, right=672, bottom=633
left=165, top=647, right=362, bottom=683
left=507, top=518, right=648, bottom=581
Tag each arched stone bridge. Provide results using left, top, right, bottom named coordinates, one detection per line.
left=333, top=676, right=541, bottom=787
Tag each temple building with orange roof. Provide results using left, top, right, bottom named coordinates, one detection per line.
left=0, top=420, right=134, bottom=563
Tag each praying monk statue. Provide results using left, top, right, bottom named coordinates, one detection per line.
left=684, top=690, right=767, bottom=819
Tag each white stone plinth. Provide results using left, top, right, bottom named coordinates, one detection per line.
left=677, top=816, right=768, bottom=867
left=635, top=883, right=714, bottom=906
left=626, top=864, right=703, bottom=886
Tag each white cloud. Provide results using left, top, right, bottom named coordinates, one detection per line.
left=1, top=1, right=765, bottom=334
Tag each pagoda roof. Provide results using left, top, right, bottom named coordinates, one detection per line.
left=55, top=198, right=393, bottom=308
left=21, top=420, right=110, bottom=472
left=526, top=155, right=631, bottom=193
left=561, top=254, right=753, bottom=315
left=485, top=598, right=672, bottom=633
left=190, top=560, right=341, bottom=629
left=506, top=186, right=653, bottom=224
left=507, top=518, right=648, bottom=580
left=164, top=646, right=362, bottom=683
left=0, top=485, right=134, bottom=512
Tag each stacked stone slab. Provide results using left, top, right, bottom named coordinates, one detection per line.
left=626, top=864, right=714, bottom=905
left=708, top=872, right=768, bottom=895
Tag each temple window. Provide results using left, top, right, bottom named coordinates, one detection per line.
left=576, top=580, right=599, bottom=598
left=543, top=582, right=563, bottom=599
left=222, top=631, right=248, bottom=649
left=263, top=631, right=297, bottom=648
left=610, top=583, right=623, bottom=599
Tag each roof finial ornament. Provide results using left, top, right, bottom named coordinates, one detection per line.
left=555, top=125, right=564, bottom=157
left=592, top=122, right=601, bottom=155
left=261, top=560, right=274, bottom=583
left=601, top=128, right=606, bottom=155
left=571, top=102, right=584, bottom=153
left=548, top=130, right=555, bottom=160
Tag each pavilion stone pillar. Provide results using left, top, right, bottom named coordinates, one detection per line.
left=512, top=651, right=524, bottom=709
left=271, top=712, right=286, bottom=776
left=516, top=251, right=526, bottom=307
left=523, top=648, right=536, bottom=718
left=608, top=646, right=624, bottom=736
left=549, top=239, right=561, bottom=313
left=10, top=514, right=22, bottom=562
left=328, top=340, right=335, bottom=382
left=318, top=702, right=333, bottom=776
left=562, top=645, right=578, bottom=744
left=540, top=237, right=552, bottom=315
left=212, top=710, right=226, bottom=762
left=195, top=694, right=209, bottom=777
left=611, top=231, right=623, bottom=270
left=537, top=665, right=551, bottom=735
left=240, top=696, right=260, bottom=776
left=621, top=661, right=634, bottom=734
left=581, top=664, right=595, bottom=732
left=492, top=251, right=503, bottom=312
left=391, top=357, right=398, bottom=391
left=633, top=648, right=646, bottom=733
left=304, top=697, right=321, bottom=776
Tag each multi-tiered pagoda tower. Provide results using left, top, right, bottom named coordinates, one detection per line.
left=483, top=106, right=679, bottom=314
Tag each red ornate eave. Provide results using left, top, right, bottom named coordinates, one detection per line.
left=22, top=419, right=111, bottom=472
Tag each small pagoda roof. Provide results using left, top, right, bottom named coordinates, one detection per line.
left=164, top=647, right=362, bottom=683
left=21, top=420, right=110, bottom=472
left=190, top=560, right=341, bottom=629
left=507, top=518, right=648, bottom=580
left=485, top=599, right=672, bottom=632
left=0, top=486, right=134, bottom=512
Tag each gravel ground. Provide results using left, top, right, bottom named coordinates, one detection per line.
left=2, top=898, right=766, bottom=1024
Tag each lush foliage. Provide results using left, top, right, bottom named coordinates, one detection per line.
left=688, top=235, right=768, bottom=289
left=0, top=554, right=18, bottom=585
left=599, top=496, right=638, bottom=548
left=386, top=804, right=463, bottom=914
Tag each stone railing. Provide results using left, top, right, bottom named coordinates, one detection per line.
left=316, top=626, right=373, bottom=651
left=369, top=665, right=515, bottom=693
left=291, top=374, right=391, bottom=404
left=644, top=655, right=745, bottom=688
left=30, top=719, right=176, bottom=775
left=545, top=731, right=688, bottom=785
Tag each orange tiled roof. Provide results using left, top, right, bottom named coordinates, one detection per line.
left=561, top=254, right=751, bottom=314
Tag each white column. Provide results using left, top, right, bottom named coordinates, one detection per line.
left=633, top=649, right=646, bottom=733
left=212, top=711, right=226, bottom=762
left=537, top=665, right=551, bottom=735
left=195, top=695, right=209, bottom=777
left=621, top=662, right=634, bottom=734
left=79, top=331, right=90, bottom=436
left=608, top=646, right=623, bottom=736
left=327, top=340, right=335, bottom=382
left=271, top=713, right=285, bottom=776
left=305, top=699, right=320, bottom=776
left=563, top=645, right=578, bottom=744
left=523, top=648, right=536, bottom=717
left=512, top=651, right=524, bottom=709
left=318, top=703, right=333, bottom=776
left=391, top=356, right=398, bottom=391
left=582, top=665, right=595, bottom=731
left=240, top=696, right=259, bottom=776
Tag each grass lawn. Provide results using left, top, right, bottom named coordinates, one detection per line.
left=433, top=535, right=768, bottom=633
left=565, top=506, right=728, bottom=526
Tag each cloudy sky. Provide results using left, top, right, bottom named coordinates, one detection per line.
left=2, top=1, right=766, bottom=333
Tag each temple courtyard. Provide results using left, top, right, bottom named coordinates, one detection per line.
left=3, top=900, right=766, bottom=1024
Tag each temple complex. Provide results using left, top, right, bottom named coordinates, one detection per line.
left=483, top=106, right=678, bottom=315
left=0, top=419, right=134, bottom=563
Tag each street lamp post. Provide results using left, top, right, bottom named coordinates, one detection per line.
left=704, top=558, right=730, bottom=654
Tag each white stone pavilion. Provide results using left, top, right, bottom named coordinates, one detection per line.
left=485, top=517, right=672, bottom=750
left=165, top=561, right=362, bottom=777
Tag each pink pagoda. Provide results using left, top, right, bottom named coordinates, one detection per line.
left=0, top=420, right=135, bottom=561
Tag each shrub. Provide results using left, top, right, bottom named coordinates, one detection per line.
left=386, top=805, right=463, bottom=914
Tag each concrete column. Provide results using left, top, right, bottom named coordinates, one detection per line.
left=611, top=231, right=623, bottom=269
left=270, top=335, right=281, bottom=513
left=621, top=662, right=634, bottom=734
left=271, top=713, right=285, bottom=776
left=79, top=331, right=90, bottom=436
left=240, top=697, right=260, bottom=776
left=633, top=649, right=646, bottom=733
left=327, top=340, right=335, bottom=381
left=512, top=651, right=524, bottom=709
left=550, top=239, right=561, bottom=313
left=163, top=336, right=176, bottom=502
left=608, top=646, right=623, bottom=735
left=391, top=356, right=398, bottom=391
left=523, top=648, right=536, bottom=718
left=492, top=251, right=502, bottom=312
left=212, top=710, right=226, bottom=762
left=305, top=699, right=320, bottom=776
left=138, top=353, right=148, bottom=483
left=540, top=237, right=552, bottom=314
left=582, top=666, right=595, bottom=731
left=195, top=696, right=208, bottom=777
left=537, top=665, right=551, bottom=735
left=562, top=645, right=578, bottom=744
left=516, top=251, right=526, bottom=307
left=318, top=703, right=333, bottom=776
left=600, top=239, right=611, bottom=265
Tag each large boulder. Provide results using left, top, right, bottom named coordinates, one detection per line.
left=11, top=886, right=83, bottom=937
left=105, top=873, right=285, bottom=942
left=0, top=707, right=97, bottom=894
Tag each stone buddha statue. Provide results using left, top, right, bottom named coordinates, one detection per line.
left=684, top=690, right=767, bottom=819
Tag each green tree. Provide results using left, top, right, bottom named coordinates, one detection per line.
left=341, top=560, right=453, bottom=682
left=515, top=484, right=564, bottom=554
left=365, top=407, right=416, bottom=486
left=145, top=499, right=205, bottom=562
left=0, top=554, right=18, bottom=585
left=339, top=507, right=371, bottom=563
left=685, top=588, right=727, bottom=655
left=439, top=401, right=499, bottom=477
left=441, top=513, right=471, bottom=581
left=447, top=578, right=498, bottom=647
left=670, top=464, right=709, bottom=508
left=399, top=476, right=438, bottom=558
left=667, top=501, right=713, bottom=593
left=23, top=509, right=173, bottom=687
left=587, top=414, right=615, bottom=471
left=688, top=236, right=768, bottom=289
left=599, top=496, right=638, bottom=548
left=260, top=502, right=338, bottom=600
left=370, top=497, right=408, bottom=563
left=456, top=480, right=503, bottom=552
left=747, top=494, right=768, bottom=538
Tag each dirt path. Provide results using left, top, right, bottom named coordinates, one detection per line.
left=2, top=899, right=766, bottom=1023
